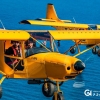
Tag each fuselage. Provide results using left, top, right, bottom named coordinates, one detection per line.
left=13, top=52, right=85, bottom=81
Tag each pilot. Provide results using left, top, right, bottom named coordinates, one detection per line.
left=27, top=40, right=34, bottom=49
left=5, top=41, right=21, bottom=57
left=25, top=39, right=35, bottom=57
left=5, top=41, right=23, bottom=70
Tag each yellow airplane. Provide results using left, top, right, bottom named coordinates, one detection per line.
left=0, top=30, right=85, bottom=100
left=20, top=3, right=100, bottom=57
left=19, top=3, right=90, bottom=29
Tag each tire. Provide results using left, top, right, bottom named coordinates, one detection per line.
left=92, top=47, right=98, bottom=54
left=97, top=49, right=100, bottom=57
left=42, top=83, right=55, bottom=97
left=70, top=47, right=76, bottom=54
left=52, top=93, right=64, bottom=100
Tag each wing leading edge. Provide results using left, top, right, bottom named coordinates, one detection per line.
left=49, top=30, right=100, bottom=40
left=20, top=20, right=88, bottom=28
left=0, top=30, right=30, bottom=40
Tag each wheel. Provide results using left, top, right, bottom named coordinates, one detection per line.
left=92, top=47, right=98, bottom=54
left=52, top=93, right=64, bottom=100
left=70, top=47, right=76, bottom=54
left=42, top=83, right=55, bottom=97
left=97, top=49, right=100, bottom=57
left=0, top=86, right=2, bottom=98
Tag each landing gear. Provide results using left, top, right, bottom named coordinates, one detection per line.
left=42, top=83, right=55, bottom=97
left=52, top=92, right=64, bottom=100
left=0, top=86, right=2, bottom=99
left=52, top=82, right=64, bottom=100
left=97, top=49, right=100, bottom=57
left=42, top=81, right=64, bottom=100
left=29, top=79, right=64, bottom=99
left=92, top=47, right=98, bottom=54
left=70, top=46, right=76, bottom=54
left=0, top=75, right=6, bottom=99
left=92, top=46, right=100, bottom=56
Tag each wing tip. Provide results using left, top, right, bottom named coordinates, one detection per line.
left=35, top=18, right=42, bottom=20
left=19, top=20, right=31, bottom=24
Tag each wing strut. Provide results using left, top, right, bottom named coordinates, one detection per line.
left=64, top=40, right=82, bottom=54
left=74, top=43, right=100, bottom=57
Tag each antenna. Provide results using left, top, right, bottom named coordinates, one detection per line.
left=0, top=20, right=5, bottom=30
left=73, top=17, right=76, bottom=23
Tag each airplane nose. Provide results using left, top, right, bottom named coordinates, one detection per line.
left=74, top=61, right=85, bottom=71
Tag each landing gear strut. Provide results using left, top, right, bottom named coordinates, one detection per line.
left=52, top=82, right=64, bottom=100
left=52, top=93, right=64, bottom=100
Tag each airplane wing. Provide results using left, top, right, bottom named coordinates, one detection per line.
left=20, top=20, right=88, bottom=28
left=49, top=30, right=100, bottom=40
left=0, top=30, right=30, bottom=40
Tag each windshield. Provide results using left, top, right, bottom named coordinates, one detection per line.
left=25, top=47, right=51, bottom=57
left=25, top=31, right=59, bottom=57
left=25, top=38, right=51, bottom=57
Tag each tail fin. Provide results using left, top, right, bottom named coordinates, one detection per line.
left=46, top=3, right=60, bottom=21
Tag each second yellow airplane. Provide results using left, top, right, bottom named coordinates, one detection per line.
left=20, top=3, right=100, bottom=57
